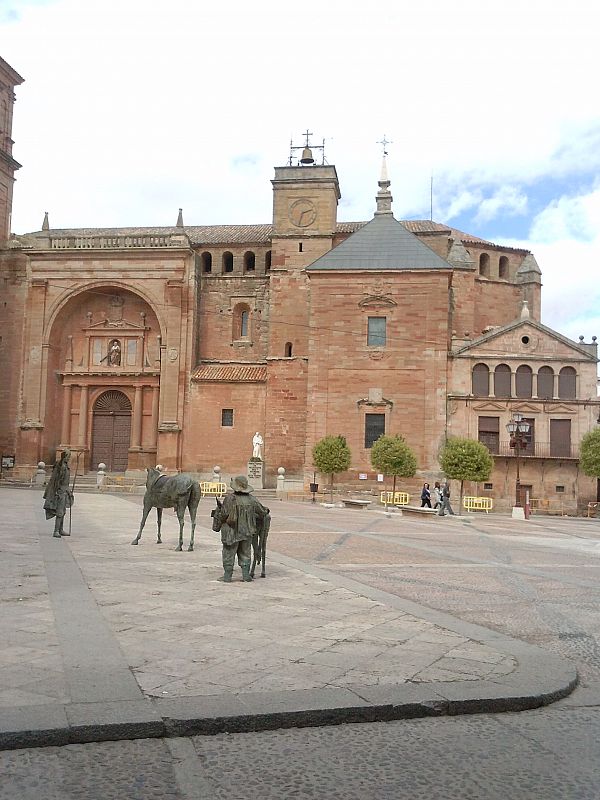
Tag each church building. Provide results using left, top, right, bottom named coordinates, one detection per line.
left=1, top=56, right=598, bottom=513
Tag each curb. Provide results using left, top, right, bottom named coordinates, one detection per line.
left=0, top=651, right=578, bottom=750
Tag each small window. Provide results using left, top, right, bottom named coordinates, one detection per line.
left=365, top=413, right=385, bottom=448
left=201, top=252, right=212, bottom=273
left=494, top=364, right=511, bottom=397
left=478, top=416, right=499, bottom=454
left=556, top=485, right=565, bottom=493
left=244, top=251, right=255, bottom=272
left=240, top=310, right=249, bottom=338
left=367, top=317, right=386, bottom=347
left=285, top=342, right=293, bottom=357
left=298, top=242, right=303, bottom=252
left=499, top=256, right=509, bottom=279
left=126, top=340, right=137, bottom=366
left=516, top=365, right=533, bottom=398
left=479, top=253, right=490, bottom=277
left=221, top=409, right=234, bottom=427
left=558, top=367, right=576, bottom=399
left=537, top=366, right=554, bottom=400
left=484, top=483, right=493, bottom=491
left=223, top=251, right=234, bottom=273
left=265, top=250, right=272, bottom=271
left=472, top=363, right=490, bottom=396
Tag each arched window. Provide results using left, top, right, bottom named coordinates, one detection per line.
left=201, top=252, right=212, bottom=273
left=285, top=342, right=293, bottom=357
left=265, top=250, right=272, bottom=271
left=223, top=251, right=234, bottom=273
left=233, top=303, right=251, bottom=340
left=494, top=364, right=511, bottom=397
left=479, top=253, right=490, bottom=277
left=515, top=365, right=533, bottom=398
left=244, top=251, right=255, bottom=272
left=499, top=255, right=509, bottom=279
left=537, top=366, right=554, bottom=399
left=472, top=363, right=490, bottom=396
left=558, top=367, right=576, bottom=399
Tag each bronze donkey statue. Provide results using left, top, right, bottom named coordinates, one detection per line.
left=132, top=468, right=201, bottom=551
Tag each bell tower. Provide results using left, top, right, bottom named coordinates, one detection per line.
left=0, top=56, right=24, bottom=242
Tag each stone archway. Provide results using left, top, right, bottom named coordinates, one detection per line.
left=91, top=390, right=132, bottom=471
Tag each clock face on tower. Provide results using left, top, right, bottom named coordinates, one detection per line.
left=289, top=198, right=317, bottom=228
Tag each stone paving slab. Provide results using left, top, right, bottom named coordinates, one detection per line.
left=0, top=489, right=577, bottom=749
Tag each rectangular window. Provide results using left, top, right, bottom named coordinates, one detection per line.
left=483, top=483, right=493, bottom=491
left=92, top=339, right=103, bottom=365
left=367, top=317, right=386, bottom=347
left=365, top=413, right=385, bottom=448
left=126, top=340, right=137, bottom=366
left=550, top=419, right=571, bottom=457
left=556, top=485, right=565, bottom=493
left=522, top=418, right=535, bottom=451
left=478, top=416, right=499, bottom=454
left=221, top=409, right=234, bottom=427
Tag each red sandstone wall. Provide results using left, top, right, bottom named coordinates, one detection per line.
left=0, top=250, right=28, bottom=459
left=264, top=357, right=308, bottom=477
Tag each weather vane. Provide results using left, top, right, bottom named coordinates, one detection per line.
left=377, top=135, right=392, bottom=156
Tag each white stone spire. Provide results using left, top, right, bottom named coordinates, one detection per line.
left=375, top=155, right=393, bottom=216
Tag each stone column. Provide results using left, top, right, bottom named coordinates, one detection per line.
left=132, top=385, right=143, bottom=449
left=150, top=386, right=159, bottom=449
left=78, top=385, right=89, bottom=448
left=60, top=384, right=72, bottom=446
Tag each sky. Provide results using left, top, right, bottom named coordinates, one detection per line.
left=1, top=0, right=599, bottom=347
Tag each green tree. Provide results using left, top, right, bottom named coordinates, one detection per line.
left=580, top=428, right=600, bottom=478
left=370, top=434, right=417, bottom=495
left=439, top=437, right=494, bottom=513
left=312, top=435, right=352, bottom=500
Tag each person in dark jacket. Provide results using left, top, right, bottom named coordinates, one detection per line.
left=420, top=483, right=431, bottom=508
left=438, top=481, right=455, bottom=516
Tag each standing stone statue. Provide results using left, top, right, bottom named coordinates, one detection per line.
left=108, top=339, right=121, bottom=366
left=252, top=432, right=263, bottom=460
left=211, top=475, right=270, bottom=582
left=43, top=449, right=73, bottom=538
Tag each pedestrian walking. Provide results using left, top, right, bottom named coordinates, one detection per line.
left=432, top=481, right=443, bottom=510
left=420, top=483, right=432, bottom=508
left=438, top=481, right=455, bottom=516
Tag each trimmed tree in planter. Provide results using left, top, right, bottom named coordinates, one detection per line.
left=370, top=434, right=417, bottom=496
left=439, top=437, right=493, bottom=513
left=312, top=435, right=352, bottom=501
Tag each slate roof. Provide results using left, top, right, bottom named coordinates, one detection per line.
left=191, top=363, right=267, bottom=382
left=307, top=214, right=452, bottom=271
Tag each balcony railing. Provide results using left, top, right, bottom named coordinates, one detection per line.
left=48, top=234, right=184, bottom=249
left=492, top=441, right=579, bottom=459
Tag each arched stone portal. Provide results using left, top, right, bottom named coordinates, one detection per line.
left=91, top=390, right=132, bottom=471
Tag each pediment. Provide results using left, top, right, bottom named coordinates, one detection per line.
left=512, top=402, right=540, bottom=414
left=457, top=320, right=595, bottom=361
left=358, top=295, right=398, bottom=309
left=472, top=401, right=506, bottom=411
left=543, top=402, right=577, bottom=414
left=86, top=318, right=146, bottom=331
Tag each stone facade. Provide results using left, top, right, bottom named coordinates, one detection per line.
left=1, top=56, right=598, bottom=512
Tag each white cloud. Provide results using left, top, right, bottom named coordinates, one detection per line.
left=474, top=186, right=528, bottom=224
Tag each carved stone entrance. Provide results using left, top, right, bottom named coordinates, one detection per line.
left=91, top=390, right=132, bottom=471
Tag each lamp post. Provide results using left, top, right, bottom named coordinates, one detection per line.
left=506, top=413, right=530, bottom=508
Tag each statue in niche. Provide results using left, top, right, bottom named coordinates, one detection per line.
left=100, top=339, right=122, bottom=366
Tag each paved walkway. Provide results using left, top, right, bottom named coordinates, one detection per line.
left=0, top=489, right=576, bottom=749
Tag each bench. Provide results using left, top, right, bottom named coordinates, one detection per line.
left=342, top=498, right=372, bottom=509
left=401, top=505, right=437, bottom=515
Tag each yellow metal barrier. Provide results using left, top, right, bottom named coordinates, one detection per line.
left=380, top=491, right=411, bottom=507
left=462, top=496, right=493, bottom=513
left=200, top=481, right=227, bottom=498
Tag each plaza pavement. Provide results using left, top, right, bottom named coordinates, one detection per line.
left=0, top=488, right=577, bottom=750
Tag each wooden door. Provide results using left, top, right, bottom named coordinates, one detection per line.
left=91, top=391, right=132, bottom=471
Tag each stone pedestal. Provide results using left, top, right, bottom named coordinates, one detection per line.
left=34, top=462, right=47, bottom=486
left=247, top=460, right=264, bottom=490
left=511, top=506, right=526, bottom=520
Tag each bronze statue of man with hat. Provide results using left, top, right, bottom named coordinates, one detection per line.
left=43, top=449, right=73, bottom=538
left=212, top=475, right=270, bottom=582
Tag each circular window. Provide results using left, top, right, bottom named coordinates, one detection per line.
left=521, top=335, right=530, bottom=344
